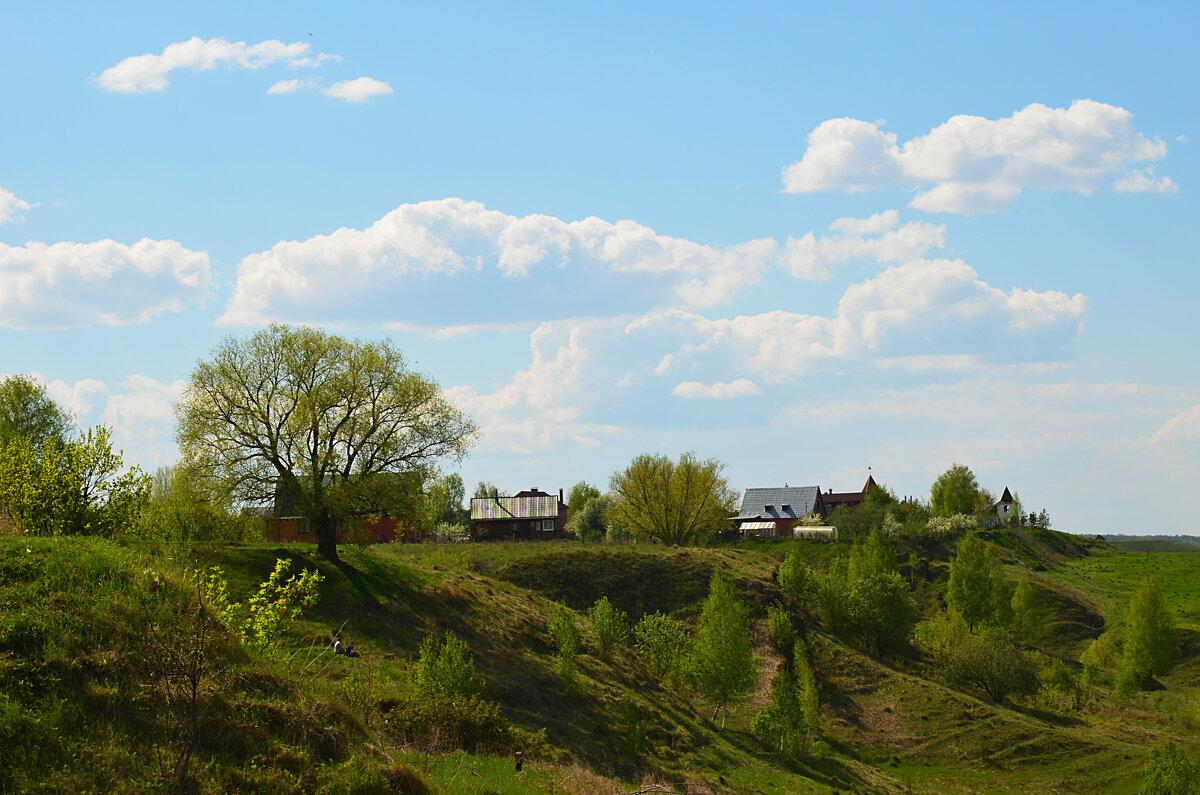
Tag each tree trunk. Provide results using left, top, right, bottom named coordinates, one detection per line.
left=314, top=511, right=339, bottom=562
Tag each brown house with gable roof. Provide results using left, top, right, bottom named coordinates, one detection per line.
left=821, top=474, right=878, bottom=513
left=470, top=487, right=567, bottom=541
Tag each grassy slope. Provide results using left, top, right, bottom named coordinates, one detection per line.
left=1, top=530, right=1197, bottom=793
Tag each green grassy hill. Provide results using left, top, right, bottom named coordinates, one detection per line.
left=1, top=530, right=1197, bottom=793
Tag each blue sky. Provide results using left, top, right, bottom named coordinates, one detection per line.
left=2, top=1, right=1197, bottom=532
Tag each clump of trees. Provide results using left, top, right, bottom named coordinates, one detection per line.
left=800, top=529, right=918, bottom=658
left=914, top=533, right=1045, bottom=703
left=1081, top=576, right=1178, bottom=700
left=0, top=375, right=150, bottom=538
left=752, top=639, right=820, bottom=756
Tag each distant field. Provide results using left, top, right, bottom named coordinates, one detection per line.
left=1052, top=544, right=1200, bottom=630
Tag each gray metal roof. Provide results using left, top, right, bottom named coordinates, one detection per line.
left=471, top=495, right=559, bottom=521
left=731, top=486, right=821, bottom=521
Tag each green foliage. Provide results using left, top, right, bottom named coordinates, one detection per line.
left=586, top=595, right=629, bottom=661
left=422, top=473, right=466, bottom=535
left=176, top=324, right=477, bottom=560
left=1038, top=655, right=1083, bottom=711
left=752, top=667, right=805, bottom=754
left=567, top=481, right=602, bottom=512
left=472, top=480, right=499, bottom=500
left=1121, top=576, right=1177, bottom=689
left=384, top=692, right=511, bottom=754
left=847, top=570, right=919, bottom=657
left=777, top=547, right=810, bottom=605
left=914, top=608, right=970, bottom=664
left=795, top=640, right=820, bottom=748
left=690, top=573, right=757, bottom=727
left=134, top=464, right=254, bottom=547
left=412, top=631, right=482, bottom=700
left=0, top=424, right=150, bottom=538
left=548, top=601, right=582, bottom=686
left=633, top=611, right=688, bottom=684
left=241, top=559, right=323, bottom=654
left=607, top=451, right=737, bottom=545
left=930, top=463, right=981, bottom=517
left=947, top=533, right=1011, bottom=630
left=752, top=640, right=819, bottom=756
left=568, top=494, right=613, bottom=542
left=0, top=374, right=74, bottom=448
left=1011, top=580, right=1044, bottom=644
left=1139, top=737, right=1199, bottom=795
left=202, top=559, right=323, bottom=656
left=812, top=530, right=917, bottom=657
left=767, top=604, right=796, bottom=654
left=944, top=627, right=1039, bottom=702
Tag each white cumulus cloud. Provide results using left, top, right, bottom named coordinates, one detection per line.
left=782, top=211, right=946, bottom=281
left=638, top=258, right=1088, bottom=381
left=444, top=324, right=619, bottom=453
left=96, top=36, right=337, bottom=93
left=782, top=100, right=1171, bottom=213
left=31, top=373, right=186, bottom=469
left=323, top=77, right=393, bottom=103
left=220, top=198, right=777, bottom=326
left=0, top=187, right=35, bottom=224
left=0, top=238, right=213, bottom=328
left=672, top=379, right=762, bottom=399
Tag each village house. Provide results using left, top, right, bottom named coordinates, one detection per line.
left=820, top=474, right=878, bottom=514
left=263, top=474, right=421, bottom=544
left=470, top=487, right=567, bottom=541
left=728, top=485, right=836, bottom=539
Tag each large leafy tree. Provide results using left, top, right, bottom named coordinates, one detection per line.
left=946, top=533, right=1011, bottom=630
left=930, top=463, right=981, bottom=517
left=608, top=451, right=736, bottom=546
left=176, top=325, right=477, bottom=561
left=0, top=374, right=74, bottom=448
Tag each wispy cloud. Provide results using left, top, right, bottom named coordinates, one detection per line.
left=672, top=379, right=762, bottom=399
left=96, top=36, right=338, bottom=93
left=323, top=77, right=393, bottom=103
left=0, top=186, right=34, bottom=224
left=1113, top=166, right=1178, bottom=194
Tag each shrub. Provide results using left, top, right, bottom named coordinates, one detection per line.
left=412, top=631, right=481, bottom=700
left=1139, top=737, right=1199, bottom=795
left=777, top=549, right=809, bottom=605
left=766, top=604, right=796, bottom=655
left=587, top=596, right=629, bottom=662
left=548, top=601, right=582, bottom=687
left=384, top=694, right=510, bottom=754
left=633, top=611, right=688, bottom=684
left=944, top=628, right=1039, bottom=702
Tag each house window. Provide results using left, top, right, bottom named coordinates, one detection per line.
left=542, top=519, right=555, bottom=532
left=297, top=519, right=309, bottom=534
